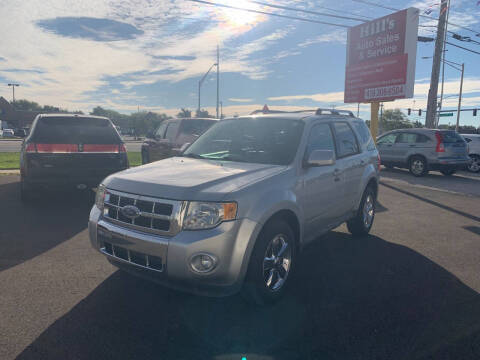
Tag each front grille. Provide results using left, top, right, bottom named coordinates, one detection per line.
left=102, top=189, right=183, bottom=236
left=102, top=241, right=163, bottom=272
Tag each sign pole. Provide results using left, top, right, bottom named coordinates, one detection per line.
left=370, top=102, right=379, bottom=144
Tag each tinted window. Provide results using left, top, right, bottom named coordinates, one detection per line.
left=352, top=120, right=375, bottom=150
left=32, top=117, right=120, bottom=144
left=184, top=117, right=305, bottom=165
left=377, top=133, right=397, bottom=144
left=177, top=119, right=215, bottom=144
left=155, top=122, right=168, bottom=138
left=306, top=124, right=335, bottom=156
left=396, top=133, right=417, bottom=143
left=332, top=122, right=359, bottom=157
left=416, top=134, right=430, bottom=143
left=165, top=121, right=180, bottom=141
left=440, top=131, right=465, bottom=143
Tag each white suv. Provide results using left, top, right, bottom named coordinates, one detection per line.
left=89, top=109, right=380, bottom=304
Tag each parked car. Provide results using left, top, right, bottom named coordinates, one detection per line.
left=2, top=129, right=15, bottom=138
left=141, top=118, right=217, bottom=164
left=461, top=134, right=480, bottom=173
left=89, top=109, right=380, bottom=304
left=14, top=128, right=27, bottom=137
left=377, top=129, right=470, bottom=177
left=20, top=114, right=129, bottom=201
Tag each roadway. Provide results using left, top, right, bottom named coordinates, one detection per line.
left=1, top=172, right=480, bottom=359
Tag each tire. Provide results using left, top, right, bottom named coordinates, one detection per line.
left=440, top=169, right=456, bottom=176
left=242, top=220, right=295, bottom=305
left=141, top=150, right=150, bottom=165
left=409, top=156, right=428, bottom=177
left=468, top=155, right=480, bottom=173
left=347, top=186, right=376, bottom=237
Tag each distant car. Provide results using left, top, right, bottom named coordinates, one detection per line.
left=377, top=129, right=470, bottom=177
left=141, top=118, right=217, bottom=164
left=14, top=129, right=27, bottom=137
left=20, top=114, right=129, bottom=201
left=2, top=129, right=14, bottom=138
left=461, top=134, right=480, bottom=173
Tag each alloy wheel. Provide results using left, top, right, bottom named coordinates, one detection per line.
left=263, top=234, right=292, bottom=292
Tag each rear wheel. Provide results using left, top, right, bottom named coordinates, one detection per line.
left=409, top=156, right=428, bottom=177
left=242, top=220, right=295, bottom=305
left=441, top=169, right=456, bottom=176
left=347, top=186, right=376, bottom=236
left=468, top=155, right=480, bottom=173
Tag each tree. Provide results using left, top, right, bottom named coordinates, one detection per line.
left=195, top=109, right=214, bottom=118
left=177, top=108, right=192, bottom=118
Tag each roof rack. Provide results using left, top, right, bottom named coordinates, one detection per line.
left=315, top=108, right=355, bottom=117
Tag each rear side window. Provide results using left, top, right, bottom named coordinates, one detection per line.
left=416, top=134, right=431, bottom=143
left=377, top=133, right=397, bottom=144
left=396, top=133, right=417, bottom=143
left=32, top=117, right=120, bottom=144
left=165, top=121, right=180, bottom=141
left=440, top=131, right=465, bottom=143
left=352, top=120, right=375, bottom=150
left=332, top=122, right=359, bottom=158
left=177, top=119, right=215, bottom=144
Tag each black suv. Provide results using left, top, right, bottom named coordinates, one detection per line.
left=20, top=114, right=128, bottom=200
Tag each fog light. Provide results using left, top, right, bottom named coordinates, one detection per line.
left=190, top=253, right=217, bottom=273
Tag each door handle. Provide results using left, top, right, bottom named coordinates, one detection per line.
left=409, top=145, right=416, bottom=147
left=386, top=144, right=393, bottom=147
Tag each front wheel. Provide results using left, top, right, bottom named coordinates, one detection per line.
left=440, top=169, right=456, bottom=176
left=242, top=220, right=295, bottom=305
left=468, top=155, right=480, bottom=173
left=347, top=186, right=376, bottom=237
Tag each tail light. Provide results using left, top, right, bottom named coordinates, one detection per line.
left=119, top=144, right=127, bottom=153
left=435, top=132, right=445, bottom=152
left=377, top=153, right=382, bottom=170
left=25, top=143, right=37, bottom=153
left=83, top=144, right=119, bottom=152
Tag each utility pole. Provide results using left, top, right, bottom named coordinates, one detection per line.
left=357, top=103, right=360, bottom=117
left=216, top=45, right=220, bottom=119
left=425, top=0, right=449, bottom=128
left=455, top=63, right=464, bottom=132
left=437, top=0, right=451, bottom=128
left=7, top=83, right=20, bottom=106
left=220, top=101, right=223, bottom=118
left=198, top=63, right=217, bottom=112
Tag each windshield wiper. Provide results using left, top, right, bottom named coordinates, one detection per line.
left=181, top=153, right=204, bottom=159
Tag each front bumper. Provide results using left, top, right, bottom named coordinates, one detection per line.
left=88, top=205, right=259, bottom=297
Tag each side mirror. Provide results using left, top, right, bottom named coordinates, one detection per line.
left=305, top=149, right=335, bottom=167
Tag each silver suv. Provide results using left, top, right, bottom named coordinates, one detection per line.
left=377, top=129, right=470, bottom=177
left=461, top=134, right=480, bottom=173
left=89, top=109, right=380, bottom=304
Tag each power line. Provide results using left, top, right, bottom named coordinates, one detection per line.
left=188, top=0, right=351, bottom=28
left=351, top=0, right=480, bottom=36
left=244, top=0, right=368, bottom=22
left=445, top=41, right=480, bottom=55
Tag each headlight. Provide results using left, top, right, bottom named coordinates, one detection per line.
left=95, top=184, right=107, bottom=210
left=183, top=201, right=237, bottom=230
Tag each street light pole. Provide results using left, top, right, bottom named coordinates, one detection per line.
left=7, top=83, right=20, bottom=105
left=216, top=45, right=220, bottom=119
left=456, top=63, right=464, bottom=132
left=198, top=63, right=217, bottom=112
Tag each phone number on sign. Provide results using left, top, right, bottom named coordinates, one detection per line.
left=364, top=85, right=405, bottom=100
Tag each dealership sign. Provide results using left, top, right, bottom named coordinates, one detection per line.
left=344, top=8, right=419, bottom=103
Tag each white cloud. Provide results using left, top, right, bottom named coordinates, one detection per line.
left=298, top=29, right=347, bottom=47
left=228, top=98, right=254, bottom=102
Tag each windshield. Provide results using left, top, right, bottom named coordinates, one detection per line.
left=184, top=117, right=304, bottom=165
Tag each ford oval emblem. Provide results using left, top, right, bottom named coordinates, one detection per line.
left=121, top=205, right=141, bottom=219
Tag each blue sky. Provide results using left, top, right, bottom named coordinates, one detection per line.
left=0, top=0, right=479, bottom=126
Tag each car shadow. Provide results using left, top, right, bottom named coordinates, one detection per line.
left=0, top=175, right=94, bottom=272
left=16, top=231, right=480, bottom=360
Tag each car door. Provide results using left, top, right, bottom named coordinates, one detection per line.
left=390, top=132, right=417, bottom=163
left=376, top=133, right=398, bottom=163
left=331, top=121, right=362, bottom=212
left=302, top=123, right=344, bottom=242
left=148, top=121, right=168, bottom=162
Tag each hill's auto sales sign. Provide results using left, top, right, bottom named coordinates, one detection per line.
left=344, top=8, right=419, bottom=103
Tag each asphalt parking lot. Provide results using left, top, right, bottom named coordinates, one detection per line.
left=1, top=172, right=480, bottom=360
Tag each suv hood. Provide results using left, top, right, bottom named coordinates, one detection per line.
left=104, top=157, right=287, bottom=201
